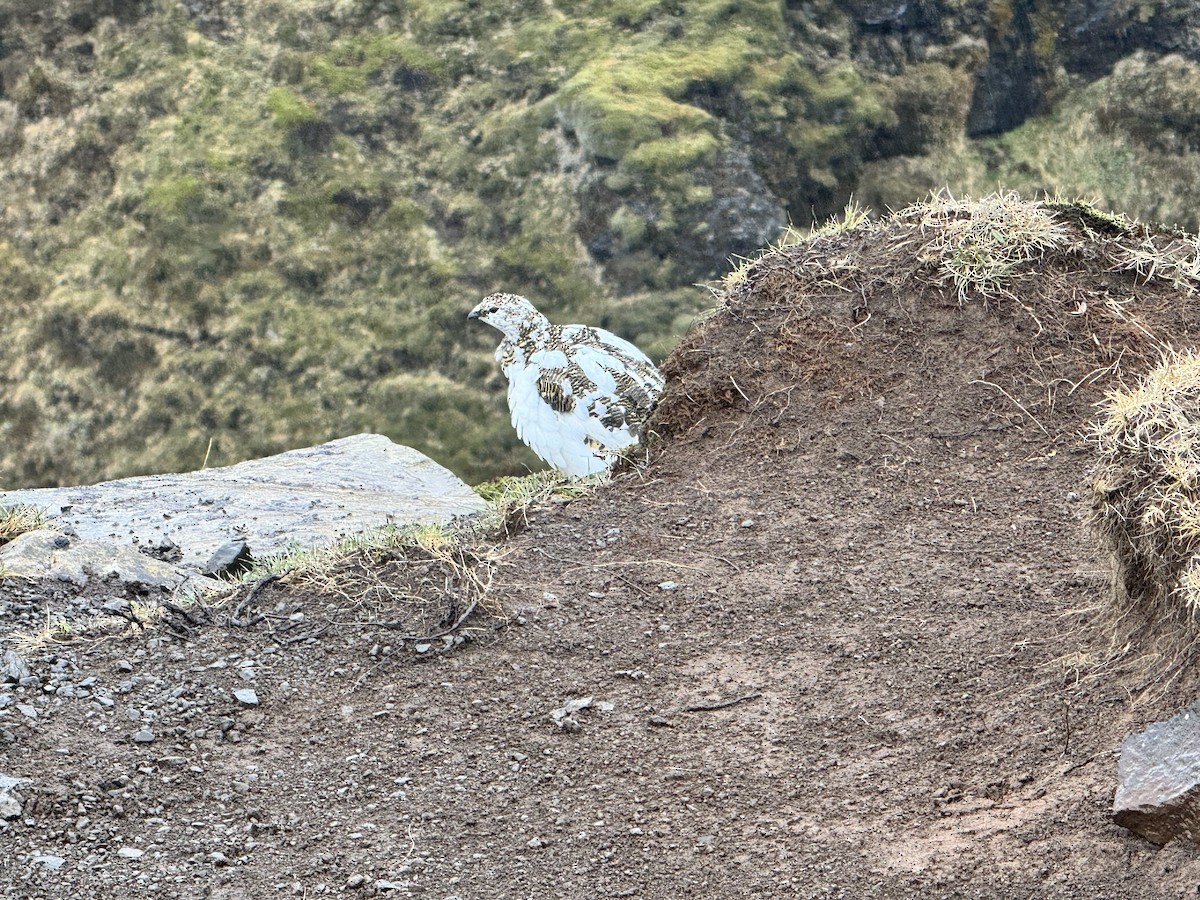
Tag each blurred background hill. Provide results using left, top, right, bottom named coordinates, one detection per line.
left=2, top=0, right=1198, bottom=487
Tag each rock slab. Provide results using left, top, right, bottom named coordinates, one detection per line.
left=0, top=434, right=485, bottom=572
left=1114, top=700, right=1200, bottom=844
left=0, top=530, right=189, bottom=587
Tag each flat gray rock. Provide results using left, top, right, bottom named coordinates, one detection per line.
left=0, top=530, right=188, bottom=588
left=2, top=650, right=30, bottom=684
left=0, top=774, right=27, bottom=820
left=1114, top=700, right=1200, bottom=844
left=0, top=434, right=485, bottom=573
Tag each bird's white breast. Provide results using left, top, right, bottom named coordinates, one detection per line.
left=491, top=322, right=662, bottom=479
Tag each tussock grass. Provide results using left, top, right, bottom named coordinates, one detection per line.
left=723, top=199, right=876, bottom=293
left=0, top=505, right=46, bottom=547
left=474, top=469, right=596, bottom=532
left=1112, top=231, right=1200, bottom=293
left=236, top=521, right=460, bottom=585
left=1091, top=349, right=1200, bottom=630
left=903, top=190, right=1072, bottom=302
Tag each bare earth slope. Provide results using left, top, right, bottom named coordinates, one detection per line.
left=6, top=199, right=1200, bottom=897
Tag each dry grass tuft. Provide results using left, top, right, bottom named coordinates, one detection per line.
left=8, top=600, right=166, bottom=655
left=474, top=470, right=598, bottom=535
left=0, top=505, right=46, bottom=547
left=902, top=190, right=1072, bottom=302
left=1091, top=348, right=1200, bottom=630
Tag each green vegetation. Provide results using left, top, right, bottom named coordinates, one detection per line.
left=859, top=54, right=1200, bottom=234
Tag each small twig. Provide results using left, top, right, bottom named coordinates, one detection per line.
left=228, top=573, right=282, bottom=627
left=273, top=624, right=329, bottom=646
left=970, top=379, right=1050, bottom=436
left=1061, top=755, right=1097, bottom=776
left=379, top=598, right=480, bottom=641
left=1063, top=699, right=1072, bottom=756
left=685, top=692, right=762, bottom=712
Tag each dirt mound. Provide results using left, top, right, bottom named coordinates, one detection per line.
left=657, top=195, right=1200, bottom=444
left=8, top=195, right=1200, bottom=898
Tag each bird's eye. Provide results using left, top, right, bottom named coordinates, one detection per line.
left=488, top=306, right=499, bottom=314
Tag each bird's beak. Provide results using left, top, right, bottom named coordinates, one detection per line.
left=467, top=308, right=479, bottom=320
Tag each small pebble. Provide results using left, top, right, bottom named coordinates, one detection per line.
left=132, top=729, right=155, bottom=743
left=232, top=688, right=259, bottom=706
left=117, top=846, right=144, bottom=859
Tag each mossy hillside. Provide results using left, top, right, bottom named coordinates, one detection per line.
left=857, top=53, right=1200, bottom=233
left=0, top=7, right=563, bottom=486
left=0, top=1, right=915, bottom=489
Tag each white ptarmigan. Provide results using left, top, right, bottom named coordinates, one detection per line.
left=468, top=292, right=664, bottom=478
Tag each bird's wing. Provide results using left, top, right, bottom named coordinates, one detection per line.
left=503, top=337, right=659, bottom=477
left=560, top=324, right=655, bottom=368
left=536, top=343, right=658, bottom=440
left=505, top=348, right=608, bottom=477
left=559, top=324, right=664, bottom=402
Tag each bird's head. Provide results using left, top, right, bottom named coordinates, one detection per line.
left=467, top=292, right=549, bottom=341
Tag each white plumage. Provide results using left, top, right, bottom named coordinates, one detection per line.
left=468, top=292, right=664, bottom=478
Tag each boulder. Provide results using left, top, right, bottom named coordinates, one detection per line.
left=1114, top=700, right=1200, bottom=844
left=0, top=434, right=485, bottom=573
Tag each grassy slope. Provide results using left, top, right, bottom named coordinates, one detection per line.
left=858, top=53, right=1200, bottom=231
left=1, top=1, right=848, bottom=487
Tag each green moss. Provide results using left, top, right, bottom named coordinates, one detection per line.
left=144, top=173, right=205, bottom=217
left=309, top=32, right=443, bottom=95
left=266, top=86, right=319, bottom=125
left=610, top=205, right=648, bottom=246
left=623, top=131, right=720, bottom=175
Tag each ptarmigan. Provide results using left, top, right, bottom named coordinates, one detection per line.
left=468, top=292, right=664, bottom=478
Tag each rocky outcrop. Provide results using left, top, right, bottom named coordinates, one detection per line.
left=0, top=434, right=485, bottom=576
left=0, top=529, right=196, bottom=588
left=1059, top=0, right=1200, bottom=78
